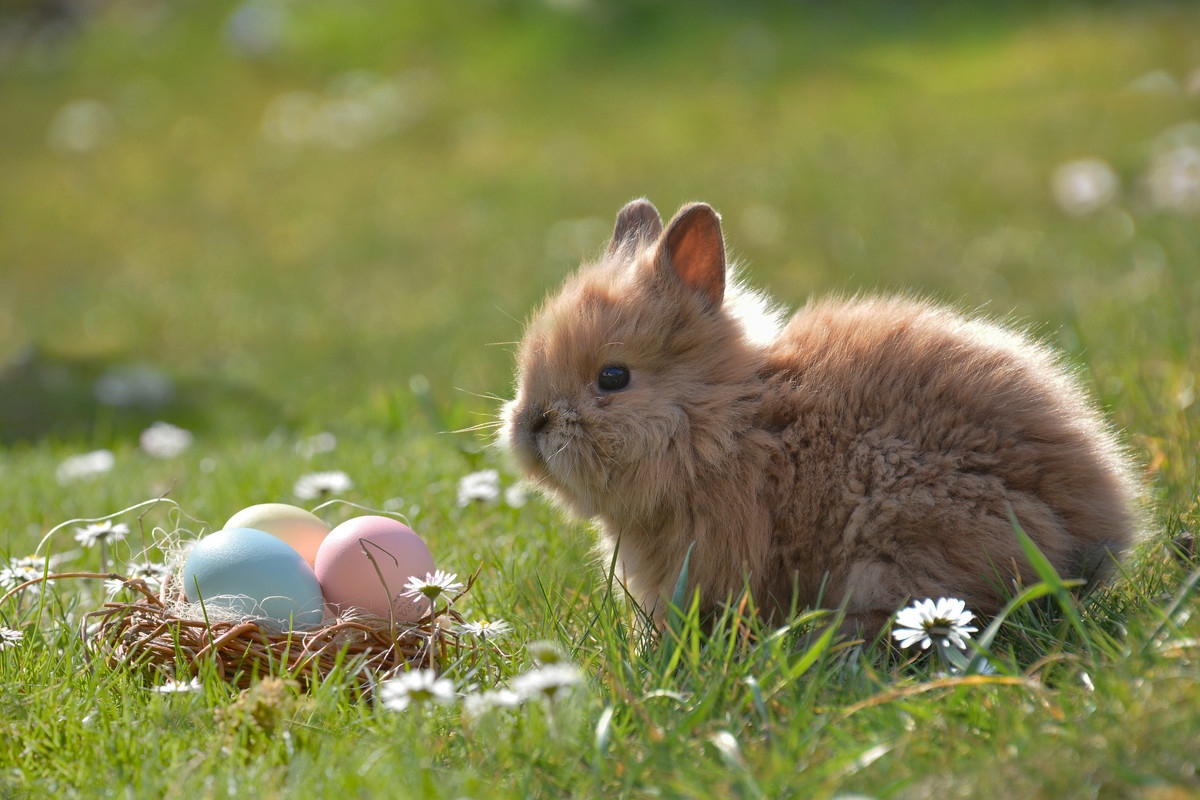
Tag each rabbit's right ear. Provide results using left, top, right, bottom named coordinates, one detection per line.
left=656, top=202, right=725, bottom=307
left=607, top=198, right=663, bottom=257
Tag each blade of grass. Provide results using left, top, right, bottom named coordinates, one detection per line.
left=963, top=581, right=1057, bottom=675
left=1141, top=562, right=1200, bottom=655
left=669, top=542, right=696, bottom=621
left=657, top=542, right=698, bottom=678
left=1008, top=507, right=1091, bottom=647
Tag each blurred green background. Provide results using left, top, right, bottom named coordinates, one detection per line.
left=3, top=7, right=1199, bottom=796
left=0, top=0, right=1197, bottom=473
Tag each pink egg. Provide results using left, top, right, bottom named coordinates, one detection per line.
left=314, top=516, right=434, bottom=622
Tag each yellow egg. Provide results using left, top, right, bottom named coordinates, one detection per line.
left=224, top=503, right=331, bottom=567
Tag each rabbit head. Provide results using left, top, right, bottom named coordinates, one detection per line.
left=502, top=200, right=772, bottom=526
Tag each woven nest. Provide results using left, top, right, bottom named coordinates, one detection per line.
left=4, top=571, right=478, bottom=692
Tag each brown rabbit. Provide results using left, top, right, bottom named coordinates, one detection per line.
left=502, top=199, right=1139, bottom=636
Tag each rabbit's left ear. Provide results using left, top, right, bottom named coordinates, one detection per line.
left=657, top=202, right=725, bottom=307
left=608, top=198, right=663, bottom=257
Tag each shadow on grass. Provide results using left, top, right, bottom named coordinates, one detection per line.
left=0, top=346, right=284, bottom=446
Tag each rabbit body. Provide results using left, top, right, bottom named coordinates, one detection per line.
left=503, top=200, right=1138, bottom=635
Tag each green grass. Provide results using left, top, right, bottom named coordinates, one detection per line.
left=2, top=0, right=1200, bottom=797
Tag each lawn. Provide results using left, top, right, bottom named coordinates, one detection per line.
left=1, top=1, right=1199, bottom=797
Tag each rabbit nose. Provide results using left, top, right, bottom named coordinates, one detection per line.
left=526, top=406, right=551, bottom=434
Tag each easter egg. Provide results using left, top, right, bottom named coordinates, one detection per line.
left=223, top=503, right=331, bottom=566
left=183, top=527, right=325, bottom=632
left=314, top=516, right=434, bottom=622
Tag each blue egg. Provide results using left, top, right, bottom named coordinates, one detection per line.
left=183, top=527, right=325, bottom=632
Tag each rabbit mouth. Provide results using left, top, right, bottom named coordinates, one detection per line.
left=502, top=399, right=562, bottom=473
left=503, top=399, right=601, bottom=503
left=526, top=417, right=582, bottom=481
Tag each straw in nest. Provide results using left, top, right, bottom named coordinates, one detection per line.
left=1, top=571, right=479, bottom=692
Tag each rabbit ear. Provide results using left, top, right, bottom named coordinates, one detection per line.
left=657, top=202, right=725, bottom=306
left=608, top=198, right=663, bottom=257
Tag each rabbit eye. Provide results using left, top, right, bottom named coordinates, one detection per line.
left=597, top=365, right=631, bottom=392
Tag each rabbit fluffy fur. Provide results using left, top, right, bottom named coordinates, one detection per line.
left=502, top=199, right=1138, bottom=635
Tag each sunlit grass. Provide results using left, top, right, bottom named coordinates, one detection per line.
left=1, top=0, right=1199, bottom=797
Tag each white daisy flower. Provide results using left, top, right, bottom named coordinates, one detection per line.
left=0, top=569, right=18, bottom=592
left=1, top=556, right=53, bottom=593
left=73, top=520, right=130, bottom=548
left=462, top=688, right=522, bottom=720
left=93, top=364, right=174, bottom=407
left=104, top=578, right=127, bottom=598
left=526, top=640, right=566, bottom=665
left=457, top=618, right=512, bottom=641
left=128, top=561, right=172, bottom=590
left=293, top=470, right=354, bottom=500
left=511, top=663, right=581, bottom=704
left=295, top=431, right=337, bottom=458
left=46, top=98, right=116, bottom=154
left=56, top=449, right=115, bottom=484
left=139, top=421, right=193, bottom=459
left=891, top=597, right=979, bottom=651
left=1051, top=158, right=1118, bottom=216
left=0, top=627, right=24, bottom=651
left=401, top=570, right=464, bottom=604
left=503, top=485, right=528, bottom=509
left=378, top=669, right=455, bottom=711
left=152, top=676, right=202, bottom=694
left=456, top=469, right=500, bottom=507
left=1146, top=142, right=1200, bottom=214
left=708, top=730, right=744, bottom=765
